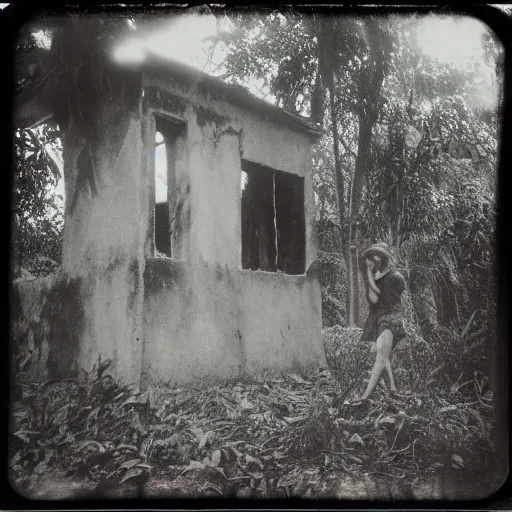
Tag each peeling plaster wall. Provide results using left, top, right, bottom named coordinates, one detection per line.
left=140, top=71, right=324, bottom=384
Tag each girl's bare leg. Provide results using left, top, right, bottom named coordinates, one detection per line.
left=350, top=329, right=394, bottom=403
left=384, top=358, right=397, bottom=393
left=381, top=369, right=392, bottom=391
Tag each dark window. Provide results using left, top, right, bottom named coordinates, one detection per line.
left=275, top=171, right=306, bottom=275
left=153, top=115, right=185, bottom=259
left=241, top=163, right=277, bottom=271
left=241, top=160, right=305, bottom=274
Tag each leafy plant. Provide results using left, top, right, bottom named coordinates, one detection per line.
left=11, top=125, right=63, bottom=280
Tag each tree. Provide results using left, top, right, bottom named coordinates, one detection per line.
left=357, top=15, right=500, bottom=337
left=11, top=124, right=63, bottom=280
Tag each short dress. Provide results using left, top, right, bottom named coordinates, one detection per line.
left=361, top=268, right=407, bottom=348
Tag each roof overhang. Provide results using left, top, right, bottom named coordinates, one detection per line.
left=141, top=51, right=323, bottom=139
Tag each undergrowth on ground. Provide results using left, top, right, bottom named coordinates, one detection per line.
left=10, top=323, right=498, bottom=499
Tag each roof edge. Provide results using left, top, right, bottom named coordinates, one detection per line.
left=141, top=51, right=323, bottom=138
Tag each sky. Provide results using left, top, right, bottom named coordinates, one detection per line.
left=416, top=15, right=491, bottom=65
left=24, top=10, right=502, bottom=209
left=414, top=15, right=498, bottom=112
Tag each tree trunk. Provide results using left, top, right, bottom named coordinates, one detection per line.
left=328, top=87, right=350, bottom=317
left=348, top=117, right=374, bottom=326
left=345, top=18, right=390, bottom=327
left=310, top=67, right=325, bottom=126
left=317, top=16, right=350, bottom=323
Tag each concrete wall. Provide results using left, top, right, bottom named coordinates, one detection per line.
left=57, top=95, right=146, bottom=385
left=11, top=260, right=144, bottom=385
left=141, top=259, right=323, bottom=385
left=139, top=69, right=324, bottom=384
left=11, top=66, right=323, bottom=386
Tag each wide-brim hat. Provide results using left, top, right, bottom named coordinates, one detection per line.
left=360, top=243, right=395, bottom=264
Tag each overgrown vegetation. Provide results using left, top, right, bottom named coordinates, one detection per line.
left=11, top=125, right=63, bottom=281
left=10, top=334, right=499, bottom=499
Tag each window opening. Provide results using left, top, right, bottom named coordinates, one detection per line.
left=154, top=130, right=169, bottom=257
left=241, top=160, right=305, bottom=274
left=153, top=115, right=185, bottom=259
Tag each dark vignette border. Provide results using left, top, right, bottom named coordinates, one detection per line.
left=0, top=2, right=510, bottom=510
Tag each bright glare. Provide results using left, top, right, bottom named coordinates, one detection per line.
left=415, top=15, right=498, bottom=111
left=416, top=16, right=488, bottom=66
left=113, top=13, right=228, bottom=73
left=112, top=37, right=146, bottom=64
left=145, top=14, right=218, bottom=68
left=33, top=30, right=52, bottom=49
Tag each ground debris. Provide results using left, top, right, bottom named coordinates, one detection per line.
left=10, top=341, right=498, bottom=500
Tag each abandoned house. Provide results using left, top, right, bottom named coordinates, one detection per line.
left=12, top=52, right=324, bottom=386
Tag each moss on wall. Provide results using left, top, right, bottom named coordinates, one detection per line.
left=143, top=257, right=188, bottom=292
left=127, top=258, right=142, bottom=312
left=144, top=87, right=188, bottom=116
left=12, top=275, right=86, bottom=380
left=194, top=104, right=231, bottom=129
left=44, top=277, right=85, bottom=379
left=193, top=104, right=243, bottom=151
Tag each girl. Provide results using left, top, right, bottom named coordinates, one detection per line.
left=349, top=243, right=407, bottom=404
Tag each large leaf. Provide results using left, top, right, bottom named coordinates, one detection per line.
left=119, top=458, right=142, bottom=470
left=120, top=467, right=143, bottom=483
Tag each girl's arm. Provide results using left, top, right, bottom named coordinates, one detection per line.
left=368, top=288, right=379, bottom=304
left=365, top=264, right=380, bottom=304
left=367, top=267, right=381, bottom=295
